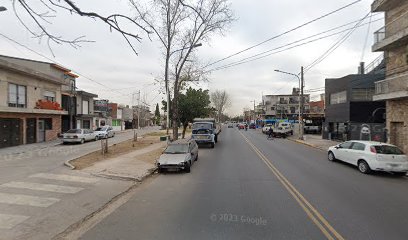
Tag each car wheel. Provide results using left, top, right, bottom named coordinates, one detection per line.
left=95, top=136, right=99, bottom=141
left=328, top=151, right=336, bottom=161
left=210, top=143, right=215, bottom=148
left=195, top=154, right=198, bottom=161
left=104, top=134, right=108, bottom=139
left=80, top=138, right=85, bottom=144
left=358, top=160, right=371, bottom=174
left=185, top=162, right=191, bottom=173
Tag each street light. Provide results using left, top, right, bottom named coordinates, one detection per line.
left=165, top=43, right=202, bottom=134
left=0, top=6, right=7, bottom=12
left=274, top=68, right=304, bottom=140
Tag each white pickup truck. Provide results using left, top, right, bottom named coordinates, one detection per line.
left=271, top=122, right=294, bottom=138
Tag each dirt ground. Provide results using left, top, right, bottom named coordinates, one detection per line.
left=71, top=135, right=162, bottom=170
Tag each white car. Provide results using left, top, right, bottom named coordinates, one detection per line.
left=157, top=139, right=198, bottom=173
left=328, top=141, right=408, bottom=175
left=94, top=126, right=115, bottom=139
left=262, top=124, right=273, bottom=133
left=62, top=129, right=98, bottom=144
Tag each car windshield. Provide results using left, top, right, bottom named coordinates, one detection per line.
left=66, top=129, right=81, bottom=134
left=193, top=123, right=212, bottom=130
left=96, top=127, right=108, bottom=131
left=164, top=144, right=189, bottom=154
left=374, top=145, right=404, bottom=155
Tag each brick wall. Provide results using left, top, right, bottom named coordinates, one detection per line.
left=386, top=99, right=408, bottom=153
left=0, top=112, right=62, bottom=145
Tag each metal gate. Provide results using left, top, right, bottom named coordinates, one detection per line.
left=0, top=118, right=22, bottom=148
left=26, top=118, right=36, bottom=144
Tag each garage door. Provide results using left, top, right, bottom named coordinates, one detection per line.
left=0, top=118, right=22, bottom=148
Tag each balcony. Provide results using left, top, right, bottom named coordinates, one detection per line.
left=372, top=23, right=408, bottom=52
left=374, top=74, right=408, bottom=101
left=372, top=0, right=400, bottom=12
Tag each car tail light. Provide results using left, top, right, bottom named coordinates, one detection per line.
left=370, top=146, right=377, bottom=153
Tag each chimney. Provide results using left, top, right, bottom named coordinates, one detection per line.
left=358, top=62, right=365, bottom=74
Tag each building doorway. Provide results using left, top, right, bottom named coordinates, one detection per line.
left=26, top=118, right=36, bottom=144
left=0, top=118, right=22, bottom=148
left=37, top=119, right=45, bottom=142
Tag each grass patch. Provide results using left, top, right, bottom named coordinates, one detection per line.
left=71, top=136, right=160, bottom=170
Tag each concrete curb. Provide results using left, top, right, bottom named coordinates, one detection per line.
left=287, top=138, right=325, bottom=151
left=64, top=159, right=76, bottom=170
left=91, top=167, right=157, bottom=182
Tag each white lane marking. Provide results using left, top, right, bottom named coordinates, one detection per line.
left=0, top=192, right=60, bottom=207
left=0, top=213, right=30, bottom=229
left=2, top=181, right=84, bottom=194
left=29, top=173, right=98, bottom=183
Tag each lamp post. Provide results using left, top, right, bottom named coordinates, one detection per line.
left=165, top=43, right=202, bottom=134
left=274, top=68, right=304, bottom=140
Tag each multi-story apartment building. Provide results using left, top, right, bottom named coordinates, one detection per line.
left=0, top=55, right=71, bottom=148
left=75, top=90, right=98, bottom=129
left=262, top=88, right=310, bottom=120
left=372, top=0, right=408, bottom=153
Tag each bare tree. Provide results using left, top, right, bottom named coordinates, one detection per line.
left=12, top=0, right=152, bottom=55
left=211, top=90, right=231, bottom=123
left=132, top=0, right=234, bottom=140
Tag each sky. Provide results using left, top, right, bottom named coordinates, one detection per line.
left=0, top=0, right=384, bottom=116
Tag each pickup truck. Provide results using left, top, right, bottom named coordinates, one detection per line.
left=191, top=118, right=221, bottom=148
left=272, top=122, right=294, bottom=138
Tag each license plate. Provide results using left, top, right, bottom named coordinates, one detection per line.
left=198, top=136, right=206, bottom=139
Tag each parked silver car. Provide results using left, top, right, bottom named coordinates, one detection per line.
left=157, top=139, right=199, bottom=173
left=94, top=126, right=115, bottom=139
left=62, top=129, right=98, bottom=144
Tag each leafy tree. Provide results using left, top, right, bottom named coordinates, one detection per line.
left=154, top=103, right=160, bottom=125
left=178, top=87, right=211, bottom=138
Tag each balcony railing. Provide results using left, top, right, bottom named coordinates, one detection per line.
left=374, top=26, right=386, bottom=45
left=375, top=74, right=408, bottom=95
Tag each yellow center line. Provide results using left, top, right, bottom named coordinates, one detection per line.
left=239, top=131, right=345, bottom=240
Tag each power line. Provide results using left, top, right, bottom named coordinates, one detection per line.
left=304, top=12, right=371, bottom=73
left=206, top=16, right=383, bottom=73
left=203, top=0, right=363, bottom=69
left=0, top=32, right=128, bottom=96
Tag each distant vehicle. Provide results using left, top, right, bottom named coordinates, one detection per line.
left=238, top=123, right=245, bottom=129
left=227, top=123, right=234, bottom=128
left=262, top=124, right=273, bottom=133
left=249, top=123, right=256, bottom=129
left=328, top=141, right=408, bottom=175
left=94, top=126, right=115, bottom=139
left=157, top=139, right=198, bottom=173
left=273, top=122, right=293, bottom=138
left=62, top=129, right=98, bottom=144
left=191, top=118, right=221, bottom=148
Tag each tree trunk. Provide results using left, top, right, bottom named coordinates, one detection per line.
left=172, top=90, right=179, bottom=140
left=182, top=122, right=188, bottom=139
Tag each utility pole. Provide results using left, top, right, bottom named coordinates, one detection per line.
left=137, top=90, right=140, bottom=129
left=300, top=66, right=304, bottom=140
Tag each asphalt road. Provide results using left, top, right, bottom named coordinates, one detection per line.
left=81, top=127, right=408, bottom=240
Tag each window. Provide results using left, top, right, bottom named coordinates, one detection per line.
left=351, top=142, right=366, bottom=151
left=82, top=120, right=91, bottom=129
left=330, top=91, right=347, bottom=105
left=351, top=88, right=374, bottom=101
left=339, top=142, right=353, bottom=149
left=42, top=118, right=53, bottom=130
left=8, top=83, right=26, bottom=108
left=112, top=119, right=121, bottom=126
left=44, top=91, right=56, bottom=102
left=373, top=145, right=404, bottom=155
left=82, top=100, right=89, bottom=114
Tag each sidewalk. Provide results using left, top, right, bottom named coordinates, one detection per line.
left=288, top=134, right=340, bottom=151
left=82, top=141, right=167, bottom=181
